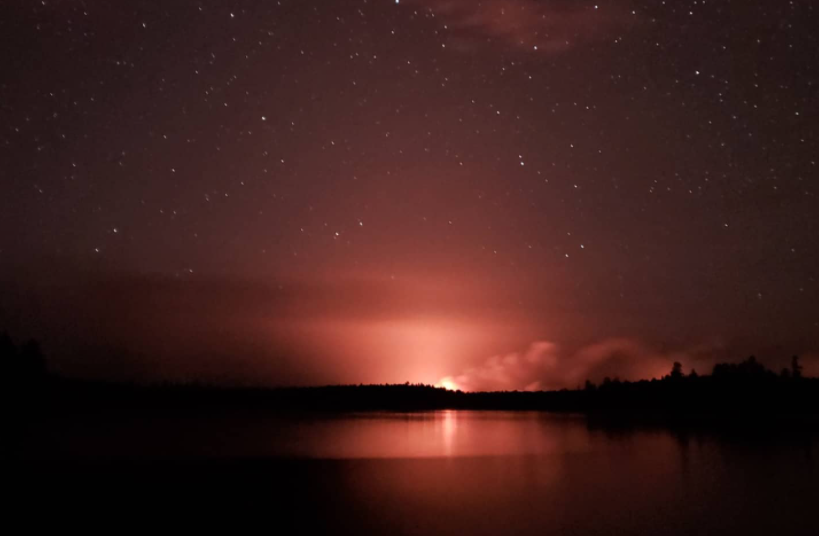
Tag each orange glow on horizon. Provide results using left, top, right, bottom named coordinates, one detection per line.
left=438, top=378, right=459, bottom=391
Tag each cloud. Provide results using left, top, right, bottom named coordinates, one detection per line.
left=407, top=0, right=635, bottom=54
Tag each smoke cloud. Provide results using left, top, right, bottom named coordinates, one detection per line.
left=438, top=338, right=809, bottom=392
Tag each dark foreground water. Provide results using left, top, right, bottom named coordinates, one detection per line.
left=9, top=411, right=819, bottom=534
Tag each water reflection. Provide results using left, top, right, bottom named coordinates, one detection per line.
left=441, top=409, right=456, bottom=456
left=23, top=410, right=819, bottom=466
left=14, top=411, right=819, bottom=535
left=271, top=411, right=592, bottom=459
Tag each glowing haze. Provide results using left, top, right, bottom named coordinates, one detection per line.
left=1, top=0, right=817, bottom=389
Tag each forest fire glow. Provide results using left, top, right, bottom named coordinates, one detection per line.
left=438, top=378, right=459, bottom=391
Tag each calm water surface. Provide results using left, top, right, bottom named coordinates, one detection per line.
left=16, top=411, right=819, bottom=534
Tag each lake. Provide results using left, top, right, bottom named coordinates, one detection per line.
left=10, top=411, right=819, bottom=534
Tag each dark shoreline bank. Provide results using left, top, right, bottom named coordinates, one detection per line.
left=12, top=375, right=819, bottom=427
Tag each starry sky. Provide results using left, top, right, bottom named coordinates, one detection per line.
left=1, top=0, right=817, bottom=389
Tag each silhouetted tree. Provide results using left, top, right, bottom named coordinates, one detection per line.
left=742, top=355, right=761, bottom=374
left=670, top=362, right=684, bottom=380
left=781, top=368, right=792, bottom=379
left=0, top=333, right=14, bottom=352
left=20, top=340, right=46, bottom=380
left=1, top=334, right=48, bottom=413
left=792, top=355, right=803, bottom=379
left=1, top=332, right=20, bottom=382
left=713, top=355, right=771, bottom=379
left=689, top=369, right=699, bottom=379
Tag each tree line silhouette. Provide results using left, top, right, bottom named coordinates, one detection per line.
left=1, top=333, right=48, bottom=416
left=2, top=331, right=818, bottom=423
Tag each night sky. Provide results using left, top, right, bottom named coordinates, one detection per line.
left=1, top=0, right=817, bottom=389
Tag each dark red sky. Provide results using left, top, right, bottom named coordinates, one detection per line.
left=1, top=0, right=817, bottom=389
